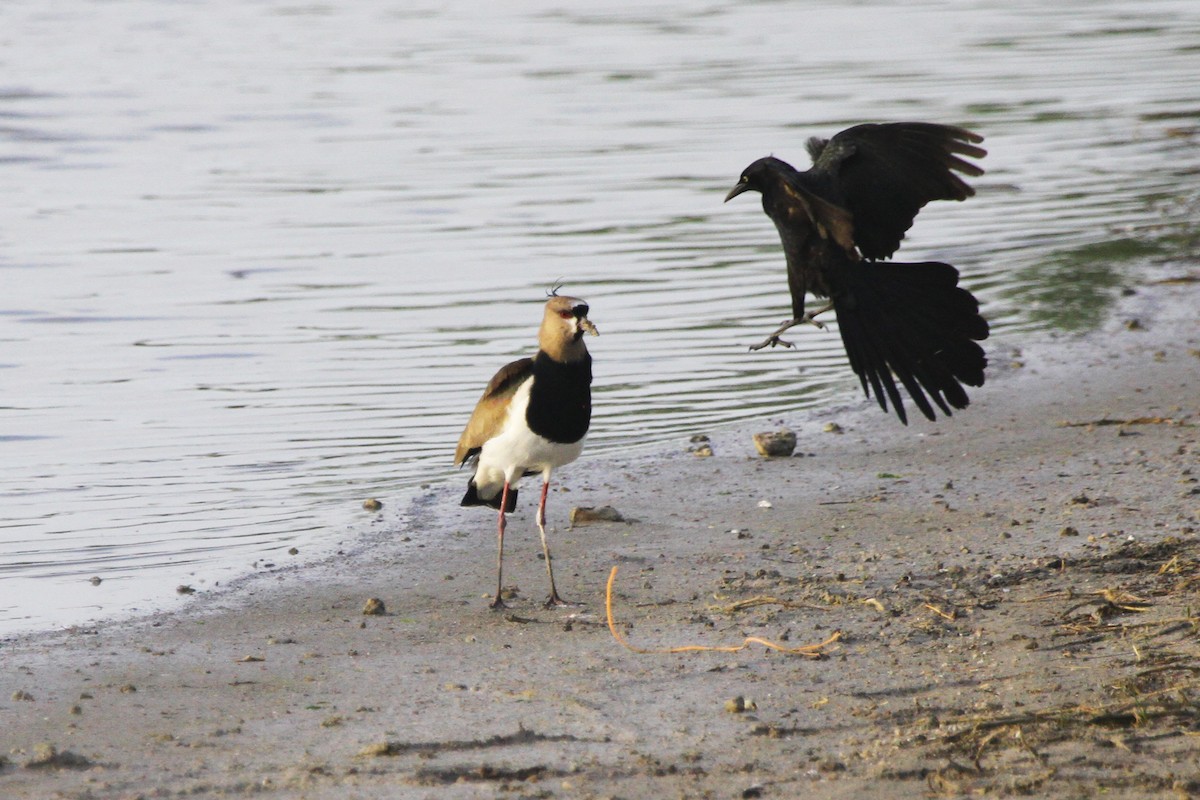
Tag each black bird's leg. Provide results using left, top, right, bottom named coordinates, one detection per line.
left=802, top=301, right=833, bottom=328
left=749, top=302, right=833, bottom=351
left=536, top=479, right=571, bottom=608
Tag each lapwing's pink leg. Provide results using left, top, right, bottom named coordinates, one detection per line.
left=536, top=479, right=568, bottom=608
left=490, top=482, right=512, bottom=610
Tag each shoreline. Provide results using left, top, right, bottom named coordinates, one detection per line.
left=4, top=264, right=1198, bottom=798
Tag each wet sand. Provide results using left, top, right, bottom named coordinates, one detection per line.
left=4, top=270, right=1198, bottom=799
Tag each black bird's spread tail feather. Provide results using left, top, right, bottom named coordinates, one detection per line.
left=832, top=261, right=988, bottom=424
left=461, top=480, right=518, bottom=512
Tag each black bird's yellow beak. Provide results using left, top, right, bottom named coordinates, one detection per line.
left=724, top=179, right=751, bottom=202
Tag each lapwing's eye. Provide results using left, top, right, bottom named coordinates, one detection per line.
left=558, top=310, right=574, bottom=319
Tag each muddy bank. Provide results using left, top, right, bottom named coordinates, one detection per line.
left=3, top=269, right=1198, bottom=799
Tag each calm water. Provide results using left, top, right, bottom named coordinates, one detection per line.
left=2, top=0, right=1197, bottom=635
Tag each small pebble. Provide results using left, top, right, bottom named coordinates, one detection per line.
left=725, top=695, right=756, bottom=713
left=25, top=743, right=92, bottom=770
left=362, top=498, right=383, bottom=511
left=823, top=422, right=843, bottom=434
left=362, top=598, right=387, bottom=616
left=358, top=742, right=394, bottom=758
left=752, top=430, right=797, bottom=458
left=570, top=506, right=625, bottom=526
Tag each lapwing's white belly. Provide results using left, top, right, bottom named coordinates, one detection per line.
left=472, top=378, right=585, bottom=499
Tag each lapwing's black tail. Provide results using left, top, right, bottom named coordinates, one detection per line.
left=461, top=480, right=518, bottom=512
left=833, top=260, right=988, bottom=425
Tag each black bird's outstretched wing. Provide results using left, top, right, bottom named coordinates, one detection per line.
left=806, top=123, right=986, bottom=260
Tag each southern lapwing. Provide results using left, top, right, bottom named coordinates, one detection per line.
left=455, top=294, right=597, bottom=609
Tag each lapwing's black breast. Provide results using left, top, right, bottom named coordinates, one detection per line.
left=526, top=351, right=592, bottom=444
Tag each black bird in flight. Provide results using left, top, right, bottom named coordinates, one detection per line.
left=725, top=122, right=990, bottom=424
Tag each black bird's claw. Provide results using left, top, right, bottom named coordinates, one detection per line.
left=801, top=313, right=826, bottom=330
left=749, top=335, right=795, bottom=352
left=749, top=318, right=803, bottom=351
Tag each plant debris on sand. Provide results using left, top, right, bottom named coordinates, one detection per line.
left=790, top=539, right=1200, bottom=796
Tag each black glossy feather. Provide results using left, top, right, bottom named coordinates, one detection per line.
left=462, top=481, right=517, bottom=511
left=831, top=261, right=987, bottom=423
left=810, top=123, right=985, bottom=260
left=526, top=352, right=592, bottom=445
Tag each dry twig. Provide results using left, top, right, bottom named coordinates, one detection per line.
left=709, top=595, right=830, bottom=614
left=605, top=567, right=841, bottom=658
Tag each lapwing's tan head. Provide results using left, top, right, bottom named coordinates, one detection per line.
left=539, top=295, right=597, bottom=363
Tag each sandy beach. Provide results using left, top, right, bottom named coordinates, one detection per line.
left=4, top=264, right=1198, bottom=798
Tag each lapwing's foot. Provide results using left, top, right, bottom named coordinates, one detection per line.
left=544, top=593, right=576, bottom=609
left=749, top=334, right=795, bottom=352
left=489, top=596, right=508, bottom=611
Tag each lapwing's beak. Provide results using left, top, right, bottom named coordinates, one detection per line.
left=725, top=179, right=751, bottom=202
left=579, top=318, right=598, bottom=336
